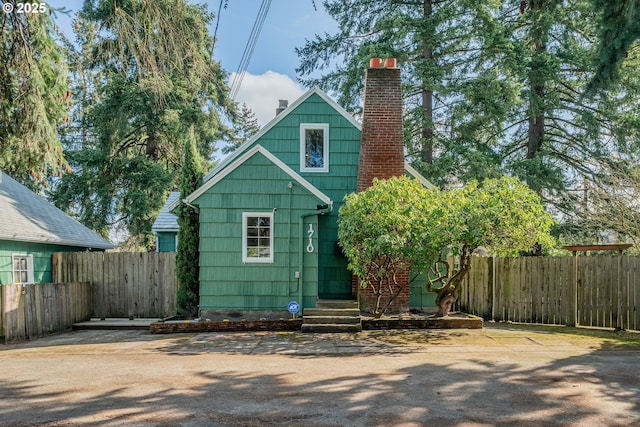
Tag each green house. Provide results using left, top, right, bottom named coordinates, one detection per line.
left=0, top=172, right=114, bottom=284
left=170, top=86, right=432, bottom=319
left=152, top=191, right=179, bottom=252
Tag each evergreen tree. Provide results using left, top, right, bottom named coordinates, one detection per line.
left=51, top=0, right=236, bottom=245
left=176, top=128, right=202, bottom=317
left=222, top=103, right=260, bottom=154
left=297, top=0, right=640, bottom=242
left=487, top=1, right=640, bottom=218
left=0, top=4, right=70, bottom=189
left=588, top=0, right=640, bottom=92
left=296, top=0, right=516, bottom=185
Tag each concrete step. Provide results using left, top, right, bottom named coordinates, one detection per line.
left=302, top=303, right=362, bottom=333
left=316, top=299, right=358, bottom=309
left=301, top=323, right=363, bottom=333
left=303, top=315, right=362, bottom=325
left=304, top=308, right=360, bottom=317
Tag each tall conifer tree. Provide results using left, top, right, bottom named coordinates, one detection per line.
left=0, top=5, right=70, bottom=189
left=51, top=0, right=236, bottom=245
left=176, top=128, right=202, bottom=317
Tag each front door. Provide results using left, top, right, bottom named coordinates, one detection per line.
left=317, top=247, right=353, bottom=299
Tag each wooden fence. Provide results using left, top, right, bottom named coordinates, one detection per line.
left=457, top=256, right=640, bottom=331
left=0, top=282, right=91, bottom=343
left=52, top=252, right=177, bottom=319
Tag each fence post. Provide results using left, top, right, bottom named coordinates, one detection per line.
left=491, top=256, right=496, bottom=321
left=573, top=253, right=579, bottom=327
left=617, top=255, right=623, bottom=330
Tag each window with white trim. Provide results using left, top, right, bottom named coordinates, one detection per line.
left=12, top=254, right=34, bottom=284
left=242, top=213, right=274, bottom=263
left=300, top=123, right=329, bottom=172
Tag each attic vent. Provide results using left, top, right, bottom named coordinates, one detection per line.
left=276, top=99, right=288, bottom=116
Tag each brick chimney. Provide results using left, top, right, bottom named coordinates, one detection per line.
left=356, top=58, right=405, bottom=192
left=355, top=58, right=410, bottom=314
left=276, top=99, right=288, bottom=116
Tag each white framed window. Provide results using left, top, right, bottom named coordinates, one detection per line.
left=12, top=254, right=34, bottom=284
left=242, top=213, right=274, bottom=263
left=300, top=123, right=329, bottom=172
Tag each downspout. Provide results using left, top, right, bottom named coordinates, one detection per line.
left=298, top=203, right=333, bottom=314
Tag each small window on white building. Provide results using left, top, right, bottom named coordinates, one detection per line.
left=12, top=254, right=34, bottom=284
left=300, top=123, right=329, bottom=172
left=242, top=213, right=274, bottom=263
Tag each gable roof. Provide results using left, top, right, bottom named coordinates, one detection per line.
left=170, top=87, right=434, bottom=212
left=0, top=172, right=114, bottom=249
left=181, top=144, right=333, bottom=208
left=152, top=191, right=180, bottom=233
left=201, top=86, right=433, bottom=186
left=202, top=87, right=360, bottom=184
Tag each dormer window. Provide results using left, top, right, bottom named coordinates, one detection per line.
left=300, top=123, right=329, bottom=172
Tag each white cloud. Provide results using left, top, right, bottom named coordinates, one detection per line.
left=231, top=71, right=305, bottom=126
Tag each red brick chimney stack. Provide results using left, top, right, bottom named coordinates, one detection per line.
left=356, top=57, right=405, bottom=192
left=355, top=58, right=410, bottom=314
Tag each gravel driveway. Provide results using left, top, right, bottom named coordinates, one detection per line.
left=1, top=324, right=639, bottom=426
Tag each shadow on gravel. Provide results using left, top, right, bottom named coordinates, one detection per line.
left=156, top=329, right=473, bottom=357
left=1, top=338, right=639, bottom=425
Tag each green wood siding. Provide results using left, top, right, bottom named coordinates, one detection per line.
left=157, top=232, right=177, bottom=252
left=195, top=151, right=324, bottom=312
left=409, top=270, right=437, bottom=308
left=242, top=93, right=360, bottom=299
left=0, top=240, right=88, bottom=284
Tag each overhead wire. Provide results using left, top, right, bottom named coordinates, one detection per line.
left=212, top=0, right=227, bottom=51
left=229, top=0, right=272, bottom=100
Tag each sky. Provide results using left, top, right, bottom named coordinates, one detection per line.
left=46, top=0, right=337, bottom=126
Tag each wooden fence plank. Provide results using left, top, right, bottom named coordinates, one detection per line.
left=629, top=257, right=640, bottom=331
left=50, top=252, right=177, bottom=319
left=458, top=255, right=638, bottom=332
left=0, top=282, right=92, bottom=342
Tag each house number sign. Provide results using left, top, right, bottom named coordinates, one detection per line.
left=306, top=223, right=315, bottom=253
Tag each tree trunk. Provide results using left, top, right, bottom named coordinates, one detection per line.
left=421, top=0, right=434, bottom=164
left=435, top=292, right=456, bottom=317
left=527, top=80, right=545, bottom=159
left=526, top=17, right=547, bottom=160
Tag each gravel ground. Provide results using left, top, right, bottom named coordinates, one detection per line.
left=1, top=324, right=639, bottom=426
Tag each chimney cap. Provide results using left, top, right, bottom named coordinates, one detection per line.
left=369, top=58, right=383, bottom=68
left=369, top=57, right=398, bottom=69
left=383, top=58, right=397, bottom=68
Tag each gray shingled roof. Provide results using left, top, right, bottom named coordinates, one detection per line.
left=152, top=192, right=179, bottom=233
left=0, top=172, right=114, bottom=249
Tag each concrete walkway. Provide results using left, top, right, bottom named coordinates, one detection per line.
left=1, top=324, right=639, bottom=426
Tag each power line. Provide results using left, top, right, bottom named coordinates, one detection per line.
left=212, top=0, right=227, bottom=51
left=229, top=0, right=272, bottom=100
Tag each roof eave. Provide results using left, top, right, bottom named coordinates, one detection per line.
left=186, top=144, right=333, bottom=207
left=0, top=234, right=115, bottom=250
